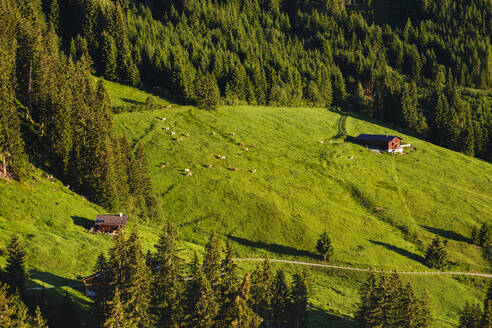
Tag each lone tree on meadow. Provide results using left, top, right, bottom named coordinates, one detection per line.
left=424, top=237, right=447, bottom=269
left=316, top=231, right=333, bottom=263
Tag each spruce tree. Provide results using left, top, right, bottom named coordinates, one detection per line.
left=196, top=73, right=220, bottom=110
left=290, top=271, right=309, bottom=328
left=231, top=273, right=262, bottom=328
left=218, top=241, right=240, bottom=327
left=92, top=253, right=110, bottom=326
left=104, top=288, right=134, bottom=328
left=272, top=269, right=290, bottom=328
left=481, top=301, right=492, bottom=328
left=251, top=259, right=274, bottom=327
left=32, top=306, right=48, bottom=328
left=316, top=231, right=334, bottom=263
left=459, top=302, right=482, bottom=328
left=123, top=227, right=153, bottom=328
left=152, top=223, right=184, bottom=328
left=4, top=233, right=27, bottom=296
left=424, top=237, right=447, bottom=269
left=187, top=263, right=219, bottom=328
left=355, top=272, right=380, bottom=328
left=202, top=229, right=222, bottom=291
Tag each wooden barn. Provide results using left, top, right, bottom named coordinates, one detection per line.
left=90, top=213, right=127, bottom=234
left=355, top=134, right=402, bottom=152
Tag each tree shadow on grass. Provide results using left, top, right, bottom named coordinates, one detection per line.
left=26, top=269, right=93, bottom=328
left=227, top=235, right=319, bottom=260
left=419, top=225, right=471, bottom=243
left=309, top=304, right=356, bottom=328
left=29, top=269, right=85, bottom=289
left=71, top=216, right=93, bottom=230
left=369, top=240, right=425, bottom=264
left=120, top=98, right=145, bottom=106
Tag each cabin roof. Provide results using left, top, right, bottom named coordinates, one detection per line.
left=95, top=214, right=127, bottom=226
left=355, top=134, right=401, bottom=142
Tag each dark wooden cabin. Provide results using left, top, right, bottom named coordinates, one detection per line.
left=355, top=134, right=401, bottom=151
left=91, top=213, right=127, bottom=234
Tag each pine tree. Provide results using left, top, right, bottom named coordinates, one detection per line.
left=399, top=282, right=420, bottom=328
left=481, top=301, right=492, bottom=328
left=187, top=263, right=219, bottom=328
left=104, top=288, right=134, bottom=328
left=3, top=233, right=27, bottom=296
left=92, top=253, right=110, bottom=326
left=202, top=229, right=222, bottom=291
left=316, top=231, right=334, bottom=263
left=230, top=273, right=262, bottom=328
left=152, top=222, right=184, bottom=328
left=196, top=73, right=220, bottom=110
left=355, top=272, right=380, bottom=328
left=272, top=269, right=290, bottom=328
left=101, top=33, right=118, bottom=81
left=47, top=0, right=59, bottom=33
left=424, top=237, right=447, bottom=269
left=459, top=302, right=482, bottom=328
left=290, top=271, right=309, bottom=328
left=123, top=227, right=153, bottom=327
left=251, top=259, right=274, bottom=327
left=0, top=15, right=28, bottom=181
left=419, top=289, right=432, bottom=328
left=218, top=241, right=240, bottom=327
left=32, top=306, right=48, bottom=328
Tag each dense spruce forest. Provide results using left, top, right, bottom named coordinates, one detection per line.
left=55, top=0, right=491, bottom=159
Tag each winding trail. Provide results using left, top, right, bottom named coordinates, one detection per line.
left=232, top=258, right=492, bottom=278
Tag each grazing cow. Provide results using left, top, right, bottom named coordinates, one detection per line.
left=177, top=137, right=183, bottom=142
left=211, top=132, right=216, bottom=136
left=166, top=105, right=172, bottom=108
left=320, top=140, right=324, bottom=144
left=171, top=132, right=176, bottom=135
left=164, top=127, right=170, bottom=131
left=161, top=163, right=166, bottom=168
left=230, top=132, right=235, bottom=136
left=242, top=148, right=248, bottom=151
left=349, top=155, right=354, bottom=160
left=186, top=133, right=190, bottom=137
left=251, top=169, right=256, bottom=174
left=208, top=164, right=213, bottom=168
left=239, top=142, right=245, bottom=146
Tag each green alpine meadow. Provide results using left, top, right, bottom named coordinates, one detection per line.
left=0, top=0, right=491, bottom=327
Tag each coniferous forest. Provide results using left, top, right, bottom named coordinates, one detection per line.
left=0, top=0, right=491, bottom=327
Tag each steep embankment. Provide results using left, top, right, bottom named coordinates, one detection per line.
left=110, top=81, right=492, bottom=327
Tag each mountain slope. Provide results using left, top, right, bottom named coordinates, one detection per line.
left=110, top=82, right=492, bottom=327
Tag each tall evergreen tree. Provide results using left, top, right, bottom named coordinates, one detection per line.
left=202, top=229, right=222, bottom=291
left=186, top=263, right=219, bottom=328
left=196, top=73, right=220, bottom=110
left=218, top=241, right=240, bottom=327
left=231, top=273, right=262, bottom=328
left=424, top=237, right=447, bottom=269
left=104, top=288, right=134, bottom=328
left=272, top=269, right=290, bottom=328
left=316, top=231, right=334, bottom=263
left=459, top=302, right=482, bottom=328
left=152, top=222, right=184, bottom=328
left=3, top=233, right=27, bottom=296
left=251, top=259, right=274, bottom=327
left=290, top=271, right=309, bottom=328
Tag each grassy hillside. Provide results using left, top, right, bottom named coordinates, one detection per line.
left=0, top=80, right=491, bottom=327
left=110, top=82, right=492, bottom=326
